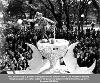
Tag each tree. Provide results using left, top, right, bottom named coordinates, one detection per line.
left=92, top=0, right=100, bottom=25
left=4, top=0, right=100, bottom=31
left=31, top=0, right=98, bottom=30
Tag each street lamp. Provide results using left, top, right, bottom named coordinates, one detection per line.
left=0, top=12, right=3, bottom=18
left=81, top=14, right=85, bottom=18
left=17, top=19, right=23, bottom=24
left=88, top=1, right=92, bottom=4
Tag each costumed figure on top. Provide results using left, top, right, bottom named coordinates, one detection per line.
left=33, top=12, right=56, bottom=42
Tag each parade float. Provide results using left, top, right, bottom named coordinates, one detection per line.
left=6, top=12, right=96, bottom=74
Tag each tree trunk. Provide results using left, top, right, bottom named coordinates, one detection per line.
left=63, top=3, right=70, bottom=31
left=97, top=9, right=100, bottom=25
left=56, top=16, right=63, bottom=29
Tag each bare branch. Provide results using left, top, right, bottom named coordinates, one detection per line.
left=47, top=0, right=54, bottom=11
left=39, top=0, right=52, bottom=11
